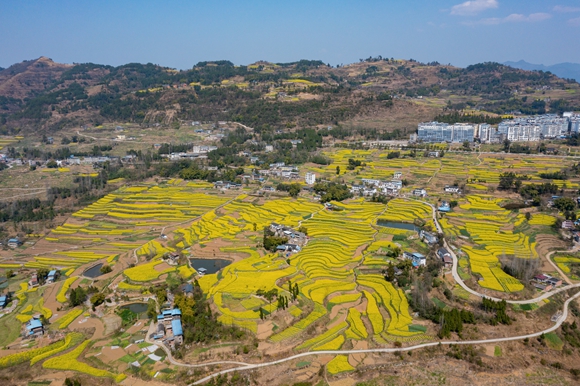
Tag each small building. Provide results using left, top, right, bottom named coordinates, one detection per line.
left=403, top=252, right=426, bottom=267
left=413, top=189, right=427, bottom=198
left=533, top=274, right=550, bottom=283
left=546, top=277, right=563, bottom=287
left=444, top=185, right=461, bottom=194
left=25, top=317, right=44, bottom=337
left=393, top=172, right=403, bottom=179
left=562, top=220, right=575, bottom=229
left=534, top=282, right=553, bottom=292
left=182, top=283, right=194, bottom=298
left=28, top=274, right=39, bottom=288
left=305, top=172, right=316, bottom=185
left=428, top=151, right=440, bottom=157
left=438, top=201, right=451, bottom=212
left=157, top=323, right=166, bottom=337
left=7, top=238, right=22, bottom=248
left=437, top=248, right=453, bottom=268
left=171, top=318, right=183, bottom=345
left=0, top=293, right=10, bottom=308
left=46, top=270, right=58, bottom=284
left=420, top=230, right=438, bottom=245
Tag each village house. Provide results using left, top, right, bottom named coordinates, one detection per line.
left=403, top=252, right=426, bottom=267
left=393, top=172, right=403, bottom=179
left=444, top=185, right=461, bottom=194
left=413, top=188, right=427, bottom=198
left=437, top=248, right=453, bottom=268
left=25, top=317, right=44, bottom=337
left=532, top=274, right=563, bottom=291
left=428, top=151, right=441, bottom=157
left=420, top=230, right=438, bottom=245
left=269, top=223, right=308, bottom=246
left=0, top=293, right=10, bottom=308
left=562, top=220, right=575, bottom=229
left=46, top=270, right=59, bottom=284
left=28, top=273, right=39, bottom=288
left=7, top=238, right=21, bottom=248
left=438, top=201, right=451, bottom=212
left=155, top=308, right=184, bottom=346
left=165, top=252, right=180, bottom=266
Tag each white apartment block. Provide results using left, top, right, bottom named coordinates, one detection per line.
left=417, top=122, right=475, bottom=143
left=305, top=172, right=316, bottom=185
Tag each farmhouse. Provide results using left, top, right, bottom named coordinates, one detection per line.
left=46, top=270, right=59, bottom=284
left=28, top=273, right=39, bottom=288
left=562, top=220, right=575, bottom=229
left=438, top=201, right=451, bottom=212
left=437, top=248, right=453, bottom=268
left=413, top=188, right=427, bottom=198
left=0, top=293, right=10, bottom=308
left=420, top=230, right=438, bottom=245
left=269, top=223, right=308, bottom=246
left=25, top=317, right=44, bottom=337
left=7, top=238, right=21, bottom=248
left=393, top=172, right=402, bottom=179
left=403, top=252, right=426, bottom=267
left=444, top=185, right=461, bottom=194
left=156, top=308, right=184, bottom=346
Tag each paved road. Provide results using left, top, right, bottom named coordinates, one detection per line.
left=420, top=199, right=580, bottom=304
left=144, top=197, right=580, bottom=384
left=190, top=289, right=580, bottom=385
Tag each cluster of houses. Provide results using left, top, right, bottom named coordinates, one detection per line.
left=152, top=308, right=183, bottom=347
left=269, top=223, right=308, bottom=254
left=257, top=163, right=300, bottom=180
left=351, top=175, right=404, bottom=197
left=213, top=181, right=243, bottom=190
left=532, top=274, right=563, bottom=292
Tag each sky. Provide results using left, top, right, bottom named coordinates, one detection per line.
left=1, top=0, right=580, bottom=69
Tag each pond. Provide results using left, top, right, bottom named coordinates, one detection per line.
left=83, top=263, right=103, bottom=278
left=119, top=302, right=148, bottom=316
left=377, top=220, right=419, bottom=232
left=189, top=258, right=231, bottom=274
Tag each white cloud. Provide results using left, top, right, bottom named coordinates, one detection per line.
left=451, top=0, right=498, bottom=16
left=504, top=13, right=552, bottom=22
left=464, top=12, right=552, bottom=25
left=554, top=5, right=580, bottom=13
left=569, top=17, right=580, bottom=26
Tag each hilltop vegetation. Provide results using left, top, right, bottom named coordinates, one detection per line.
left=0, top=57, right=579, bottom=135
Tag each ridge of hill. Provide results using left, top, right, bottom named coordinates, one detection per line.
left=504, top=60, right=580, bottom=83
left=0, top=57, right=579, bottom=135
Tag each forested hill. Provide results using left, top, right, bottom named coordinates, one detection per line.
left=0, top=56, right=579, bottom=135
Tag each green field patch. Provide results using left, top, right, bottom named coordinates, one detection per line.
left=494, top=346, right=502, bottom=357
left=296, top=361, right=311, bottom=368
left=431, top=297, right=448, bottom=310
left=408, top=324, right=427, bottom=333
left=544, top=332, right=563, bottom=350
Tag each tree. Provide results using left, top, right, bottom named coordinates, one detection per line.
left=553, top=197, right=576, bottom=212
left=100, top=265, right=112, bottom=274
left=298, top=226, right=308, bottom=235
left=385, top=262, right=396, bottom=282
left=336, top=166, right=340, bottom=175
left=5, top=269, right=13, bottom=279
left=90, top=293, right=106, bottom=308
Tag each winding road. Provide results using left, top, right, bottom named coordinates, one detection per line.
left=189, top=288, right=580, bottom=385
left=141, top=197, right=580, bottom=384
left=421, top=199, right=580, bottom=305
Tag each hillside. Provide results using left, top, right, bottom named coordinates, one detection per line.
left=504, top=60, right=580, bottom=83
left=1, top=57, right=580, bottom=135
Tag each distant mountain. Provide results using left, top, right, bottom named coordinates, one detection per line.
left=504, top=60, right=580, bottom=82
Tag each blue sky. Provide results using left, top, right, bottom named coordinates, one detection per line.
left=1, top=0, right=580, bottom=69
